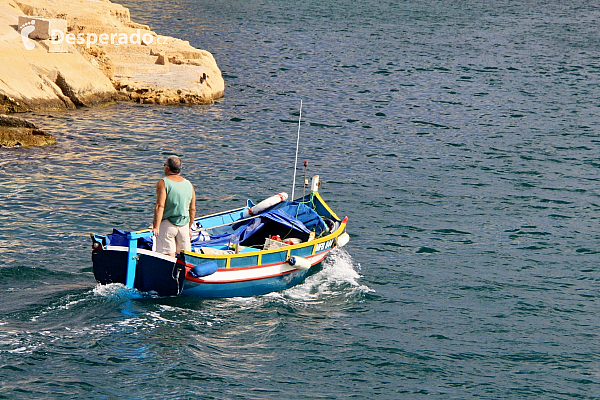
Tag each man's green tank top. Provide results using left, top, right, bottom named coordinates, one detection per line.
left=162, top=177, right=193, bottom=226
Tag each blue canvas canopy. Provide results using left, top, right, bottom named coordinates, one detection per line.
left=191, top=217, right=266, bottom=247
left=271, top=201, right=327, bottom=235
left=191, top=201, right=326, bottom=247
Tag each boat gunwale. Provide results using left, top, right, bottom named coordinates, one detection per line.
left=102, top=245, right=177, bottom=262
left=181, top=217, right=348, bottom=260
left=91, top=217, right=347, bottom=261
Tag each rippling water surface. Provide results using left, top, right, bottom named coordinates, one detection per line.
left=1, top=0, right=600, bottom=398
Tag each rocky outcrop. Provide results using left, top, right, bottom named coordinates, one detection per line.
left=0, top=114, right=55, bottom=147
left=0, top=0, right=224, bottom=147
left=0, top=0, right=119, bottom=111
left=0, top=0, right=224, bottom=111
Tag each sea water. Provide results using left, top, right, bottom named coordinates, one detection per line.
left=1, top=0, right=599, bottom=398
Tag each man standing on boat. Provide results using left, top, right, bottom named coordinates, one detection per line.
left=152, top=156, right=196, bottom=257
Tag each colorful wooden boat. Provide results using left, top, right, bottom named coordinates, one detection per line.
left=91, top=176, right=349, bottom=297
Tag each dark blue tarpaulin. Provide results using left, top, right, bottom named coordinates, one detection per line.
left=105, top=229, right=153, bottom=250
left=191, top=217, right=265, bottom=246
left=271, top=201, right=327, bottom=235
left=191, top=201, right=326, bottom=247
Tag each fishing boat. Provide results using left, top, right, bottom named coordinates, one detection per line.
left=90, top=175, right=349, bottom=297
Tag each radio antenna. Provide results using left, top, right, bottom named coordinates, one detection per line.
left=291, top=99, right=302, bottom=200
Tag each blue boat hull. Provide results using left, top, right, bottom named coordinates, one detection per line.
left=92, top=247, right=185, bottom=296
left=181, top=266, right=317, bottom=298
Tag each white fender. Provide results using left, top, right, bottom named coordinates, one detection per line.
left=288, top=256, right=311, bottom=270
left=336, top=232, right=350, bottom=248
left=243, top=192, right=288, bottom=217
left=311, top=175, right=320, bottom=192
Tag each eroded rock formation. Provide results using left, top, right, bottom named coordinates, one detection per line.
left=0, top=0, right=224, bottom=111
left=0, top=114, right=55, bottom=147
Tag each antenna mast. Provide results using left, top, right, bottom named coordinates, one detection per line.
left=291, top=99, right=302, bottom=199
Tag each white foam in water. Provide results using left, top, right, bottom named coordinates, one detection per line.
left=92, top=283, right=145, bottom=299
left=31, top=297, right=87, bottom=322
left=280, top=247, right=373, bottom=302
left=30, top=290, right=100, bottom=322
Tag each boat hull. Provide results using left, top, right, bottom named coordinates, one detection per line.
left=181, top=266, right=315, bottom=298
left=91, top=247, right=329, bottom=298
left=92, top=246, right=185, bottom=296
left=178, top=248, right=331, bottom=298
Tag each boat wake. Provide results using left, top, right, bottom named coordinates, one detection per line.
left=92, top=282, right=147, bottom=300
left=273, top=247, right=372, bottom=302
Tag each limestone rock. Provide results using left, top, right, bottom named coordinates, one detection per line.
left=9, top=0, right=224, bottom=107
left=0, top=1, right=118, bottom=111
left=0, top=93, right=30, bottom=114
left=0, top=114, right=56, bottom=148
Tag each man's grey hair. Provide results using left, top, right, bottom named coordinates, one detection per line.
left=165, top=156, right=182, bottom=174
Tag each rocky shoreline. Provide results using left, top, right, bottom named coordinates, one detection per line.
left=0, top=0, right=224, bottom=147
left=0, top=114, right=55, bottom=147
